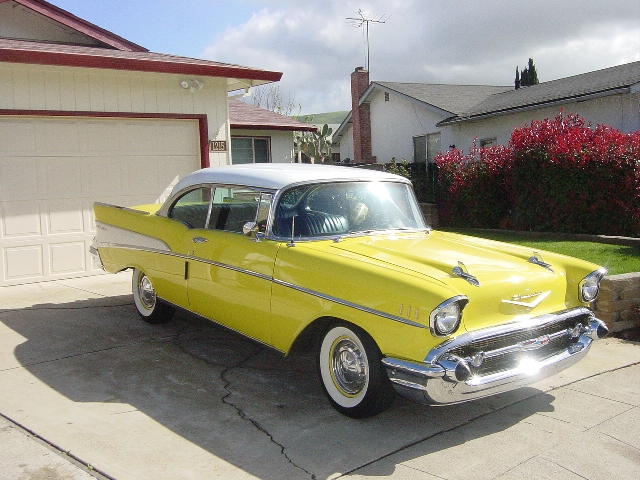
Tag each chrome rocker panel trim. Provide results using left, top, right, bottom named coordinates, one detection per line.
left=382, top=311, right=607, bottom=405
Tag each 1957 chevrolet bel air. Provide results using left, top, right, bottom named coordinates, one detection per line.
left=91, top=163, right=608, bottom=418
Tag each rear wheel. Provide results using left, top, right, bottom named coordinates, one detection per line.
left=318, top=322, right=395, bottom=418
left=132, top=268, right=174, bottom=324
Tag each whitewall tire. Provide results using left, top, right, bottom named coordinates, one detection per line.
left=318, top=323, right=395, bottom=418
left=132, top=268, right=174, bottom=324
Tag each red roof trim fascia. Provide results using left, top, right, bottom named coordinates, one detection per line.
left=12, top=0, right=148, bottom=52
left=0, top=45, right=283, bottom=82
left=230, top=122, right=317, bottom=132
left=0, top=109, right=210, bottom=168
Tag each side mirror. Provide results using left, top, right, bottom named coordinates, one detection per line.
left=243, top=221, right=262, bottom=241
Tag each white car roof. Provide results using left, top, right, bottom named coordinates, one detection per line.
left=171, top=163, right=410, bottom=194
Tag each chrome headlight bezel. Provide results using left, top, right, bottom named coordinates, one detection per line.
left=430, top=295, right=469, bottom=337
left=579, top=268, right=607, bottom=303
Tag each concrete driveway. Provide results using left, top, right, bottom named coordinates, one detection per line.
left=0, top=272, right=639, bottom=480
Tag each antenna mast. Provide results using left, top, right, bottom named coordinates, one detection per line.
left=346, top=9, right=388, bottom=71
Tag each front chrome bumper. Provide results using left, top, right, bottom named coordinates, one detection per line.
left=382, top=308, right=608, bottom=405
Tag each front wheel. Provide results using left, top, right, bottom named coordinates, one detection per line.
left=318, top=323, right=395, bottom=418
left=132, top=268, right=174, bottom=324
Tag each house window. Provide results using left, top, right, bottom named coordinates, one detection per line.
left=426, top=133, right=441, bottom=163
left=231, top=137, right=270, bottom=164
left=480, top=138, right=497, bottom=147
left=413, top=135, right=427, bottom=163
left=384, top=92, right=390, bottom=102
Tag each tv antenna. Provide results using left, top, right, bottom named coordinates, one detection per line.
left=346, top=9, right=389, bottom=71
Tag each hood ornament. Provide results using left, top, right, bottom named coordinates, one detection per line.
left=452, top=261, right=480, bottom=287
left=529, top=252, right=554, bottom=272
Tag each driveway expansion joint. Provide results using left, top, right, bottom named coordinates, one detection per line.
left=0, top=412, right=113, bottom=480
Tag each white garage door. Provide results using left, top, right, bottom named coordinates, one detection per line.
left=0, top=116, right=201, bottom=286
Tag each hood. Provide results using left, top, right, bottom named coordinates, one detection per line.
left=328, top=231, right=569, bottom=331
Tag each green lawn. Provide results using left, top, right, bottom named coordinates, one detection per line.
left=442, top=229, right=640, bottom=275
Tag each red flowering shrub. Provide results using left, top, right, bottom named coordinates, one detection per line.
left=510, top=113, right=640, bottom=236
left=436, top=141, right=514, bottom=228
left=436, top=113, right=640, bottom=236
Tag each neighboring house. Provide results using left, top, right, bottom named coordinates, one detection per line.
left=0, top=0, right=284, bottom=286
left=333, top=67, right=509, bottom=163
left=438, top=61, right=640, bottom=148
left=229, top=100, right=316, bottom=164
left=334, top=62, right=640, bottom=164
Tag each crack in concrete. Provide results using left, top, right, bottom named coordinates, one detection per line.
left=220, top=350, right=317, bottom=480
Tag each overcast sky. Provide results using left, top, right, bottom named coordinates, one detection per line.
left=53, top=0, right=640, bottom=114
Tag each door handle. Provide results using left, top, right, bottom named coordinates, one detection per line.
left=192, top=237, right=208, bottom=243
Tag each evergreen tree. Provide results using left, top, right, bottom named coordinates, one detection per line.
left=519, top=58, right=539, bottom=86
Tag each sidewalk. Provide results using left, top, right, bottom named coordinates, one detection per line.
left=0, top=273, right=638, bottom=480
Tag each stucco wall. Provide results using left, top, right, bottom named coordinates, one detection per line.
left=447, top=93, right=640, bottom=151
left=230, top=128, right=295, bottom=163
left=0, top=62, right=231, bottom=166
left=369, top=90, right=445, bottom=163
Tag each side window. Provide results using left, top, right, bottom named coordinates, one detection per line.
left=208, top=186, right=260, bottom=233
left=168, top=187, right=212, bottom=229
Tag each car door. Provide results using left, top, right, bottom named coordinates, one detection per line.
left=186, top=187, right=279, bottom=345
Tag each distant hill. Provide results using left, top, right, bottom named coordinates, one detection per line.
left=294, top=111, right=350, bottom=125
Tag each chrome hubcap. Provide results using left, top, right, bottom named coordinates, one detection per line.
left=331, top=337, right=367, bottom=396
left=138, top=274, right=156, bottom=310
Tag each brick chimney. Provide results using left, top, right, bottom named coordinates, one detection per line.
left=351, top=67, right=373, bottom=163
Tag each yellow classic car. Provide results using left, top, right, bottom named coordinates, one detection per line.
left=91, top=163, right=608, bottom=418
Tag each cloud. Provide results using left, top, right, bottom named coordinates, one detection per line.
left=202, top=0, right=640, bottom=114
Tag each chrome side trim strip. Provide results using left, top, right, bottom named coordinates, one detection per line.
left=272, top=279, right=427, bottom=328
left=95, top=242, right=425, bottom=328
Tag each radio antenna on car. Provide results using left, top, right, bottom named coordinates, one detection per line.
left=287, top=216, right=296, bottom=247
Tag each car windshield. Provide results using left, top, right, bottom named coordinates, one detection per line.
left=272, top=181, right=427, bottom=239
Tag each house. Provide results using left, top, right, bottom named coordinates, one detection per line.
left=0, top=0, right=299, bottom=286
left=334, top=62, right=640, bottom=164
left=332, top=67, right=509, bottom=163
left=229, top=100, right=316, bottom=164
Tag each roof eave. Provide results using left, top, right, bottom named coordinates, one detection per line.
left=331, top=111, right=352, bottom=143
left=230, top=123, right=316, bottom=132
left=0, top=47, right=283, bottom=85
left=437, top=86, right=632, bottom=126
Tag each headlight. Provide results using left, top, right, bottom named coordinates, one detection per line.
left=430, top=296, right=469, bottom=337
left=579, top=269, right=607, bottom=302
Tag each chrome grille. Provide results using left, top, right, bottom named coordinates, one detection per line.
left=447, top=312, right=592, bottom=377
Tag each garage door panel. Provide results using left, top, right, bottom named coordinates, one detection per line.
left=0, top=120, right=37, bottom=155
left=156, top=121, right=199, bottom=155
left=86, top=159, right=125, bottom=197
left=1, top=116, right=200, bottom=286
left=39, top=119, right=80, bottom=155
left=50, top=241, right=86, bottom=274
left=4, top=244, right=43, bottom=280
left=0, top=157, right=39, bottom=200
left=43, top=158, right=84, bottom=198
left=47, top=200, right=85, bottom=234
left=80, top=122, right=119, bottom=155
left=123, top=156, right=160, bottom=195
left=1, top=201, right=41, bottom=237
